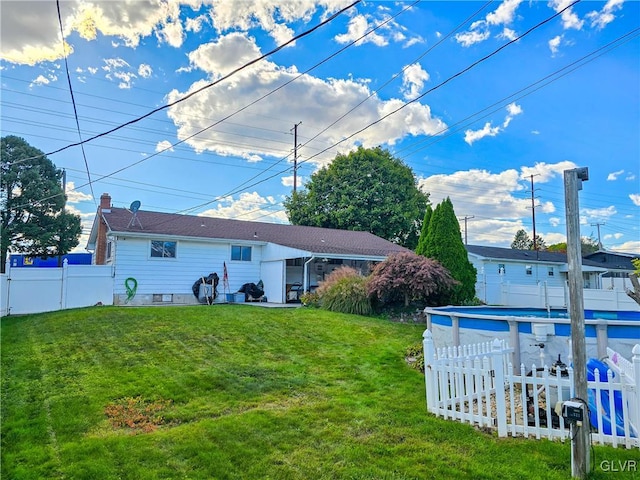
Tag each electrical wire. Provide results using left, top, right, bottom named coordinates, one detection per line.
left=43, top=0, right=362, bottom=157
left=56, top=0, right=95, bottom=205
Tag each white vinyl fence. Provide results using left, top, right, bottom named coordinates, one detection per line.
left=0, top=261, right=113, bottom=316
left=423, top=330, right=640, bottom=449
left=476, top=280, right=640, bottom=311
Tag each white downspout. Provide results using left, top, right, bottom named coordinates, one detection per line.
left=303, top=256, right=316, bottom=293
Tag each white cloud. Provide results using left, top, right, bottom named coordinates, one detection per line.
left=403, top=36, right=425, bottom=48
left=416, top=162, right=589, bottom=246
left=610, top=241, right=640, bottom=253
left=0, top=0, right=187, bottom=65
left=200, top=192, right=288, bottom=223
left=502, top=102, right=523, bottom=127
left=607, top=169, right=624, bottom=181
left=486, top=0, right=523, bottom=26
left=520, top=160, right=577, bottom=183
left=87, top=66, right=98, bottom=75
left=455, top=0, right=522, bottom=47
left=187, top=32, right=261, bottom=78
left=465, top=103, right=522, bottom=144
left=548, top=35, right=563, bottom=56
left=185, top=14, right=208, bottom=33
left=335, top=14, right=388, bottom=47
left=464, top=122, right=501, bottom=145
left=499, top=28, right=518, bottom=41
left=29, top=74, right=50, bottom=87
left=208, top=0, right=327, bottom=45
left=113, top=71, right=136, bottom=89
left=102, top=57, right=130, bottom=72
left=138, top=63, right=152, bottom=78
left=531, top=130, right=540, bottom=135
left=581, top=205, right=617, bottom=223
left=66, top=182, right=94, bottom=204
left=455, top=29, right=490, bottom=47
left=626, top=173, right=636, bottom=181
left=587, top=0, right=624, bottom=30
left=630, top=194, right=640, bottom=207
left=401, top=63, right=429, bottom=100
left=155, top=140, right=174, bottom=153
left=604, top=233, right=624, bottom=240
left=166, top=33, right=447, bottom=165
left=549, top=0, right=584, bottom=30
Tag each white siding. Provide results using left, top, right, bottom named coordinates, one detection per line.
left=260, top=261, right=285, bottom=303
left=113, top=237, right=262, bottom=303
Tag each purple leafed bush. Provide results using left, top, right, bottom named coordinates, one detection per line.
left=367, top=252, right=458, bottom=307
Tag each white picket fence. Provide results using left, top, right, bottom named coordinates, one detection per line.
left=423, top=330, right=640, bottom=449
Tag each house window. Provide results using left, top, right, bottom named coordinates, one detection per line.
left=151, top=240, right=176, bottom=258
left=498, top=264, right=506, bottom=274
left=231, top=245, right=252, bottom=262
left=525, top=265, right=532, bottom=275
left=548, top=267, right=554, bottom=277
left=106, top=241, right=113, bottom=259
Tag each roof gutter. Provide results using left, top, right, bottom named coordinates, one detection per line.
left=303, top=256, right=316, bottom=293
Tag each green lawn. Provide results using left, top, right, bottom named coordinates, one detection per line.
left=1, top=305, right=638, bottom=479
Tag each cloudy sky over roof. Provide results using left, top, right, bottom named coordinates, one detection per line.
left=1, top=0, right=638, bottom=252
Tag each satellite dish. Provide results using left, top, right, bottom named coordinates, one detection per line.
left=128, top=200, right=143, bottom=228
left=130, top=200, right=141, bottom=213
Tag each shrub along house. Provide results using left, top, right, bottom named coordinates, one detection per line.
left=87, top=194, right=408, bottom=305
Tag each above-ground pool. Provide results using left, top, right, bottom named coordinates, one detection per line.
left=423, top=306, right=640, bottom=370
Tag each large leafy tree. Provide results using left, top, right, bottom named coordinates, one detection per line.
left=1, top=136, right=82, bottom=272
left=420, top=198, right=477, bottom=304
left=547, top=236, right=599, bottom=255
left=511, top=229, right=547, bottom=250
left=284, top=146, right=428, bottom=249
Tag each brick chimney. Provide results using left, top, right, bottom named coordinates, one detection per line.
left=95, top=193, right=111, bottom=265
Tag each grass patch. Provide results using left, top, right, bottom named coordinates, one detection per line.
left=2, top=305, right=638, bottom=479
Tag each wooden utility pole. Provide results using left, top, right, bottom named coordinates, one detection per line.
left=591, top=222, right=605, bottom=250
left=291, top=122, right=301, bottom=193
left=459, top=215, right=474, bottom=245
left=564, top=167, right=589, bottom=479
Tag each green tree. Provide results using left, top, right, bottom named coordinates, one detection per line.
left=414, top=204, right=432, bottom=256
left=422, top=198, right=477, bottom=304
left=284, top=146, right=428, bottom=249
left=511, top=229, right=546, bottom=250
left=547, top=236, right=600, bottom=255
left=1, top=136, right=82, bottom=273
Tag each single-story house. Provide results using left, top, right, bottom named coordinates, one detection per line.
left=466, top=244, right=638, bottom=305
left=582, top=250, right=638, bottom=290
left=87, top=194, right=409, bottom=305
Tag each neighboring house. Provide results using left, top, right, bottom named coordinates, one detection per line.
left=466, top=244, right=638, bottom=305
left=87, top=194, right=408, bottom=305
left=583, top=250, right=638, bottom=290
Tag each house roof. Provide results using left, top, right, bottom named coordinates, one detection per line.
left=465, top=244, right=616, bottom=271
left=583, top=250, right=638, bottom=271
left=96, top=207, right=409, bottom=258
left=466, top=245, right=569, bottom=264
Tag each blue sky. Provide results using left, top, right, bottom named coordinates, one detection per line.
left=1, top=0, right=638, bottom=253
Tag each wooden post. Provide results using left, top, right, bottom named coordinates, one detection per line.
left=564, top=167, right=589, bottom=479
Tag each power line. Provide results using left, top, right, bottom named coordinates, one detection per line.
left=56, top=0, right=95, bottom=205
left=43, top=0, right=361, bottom=158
